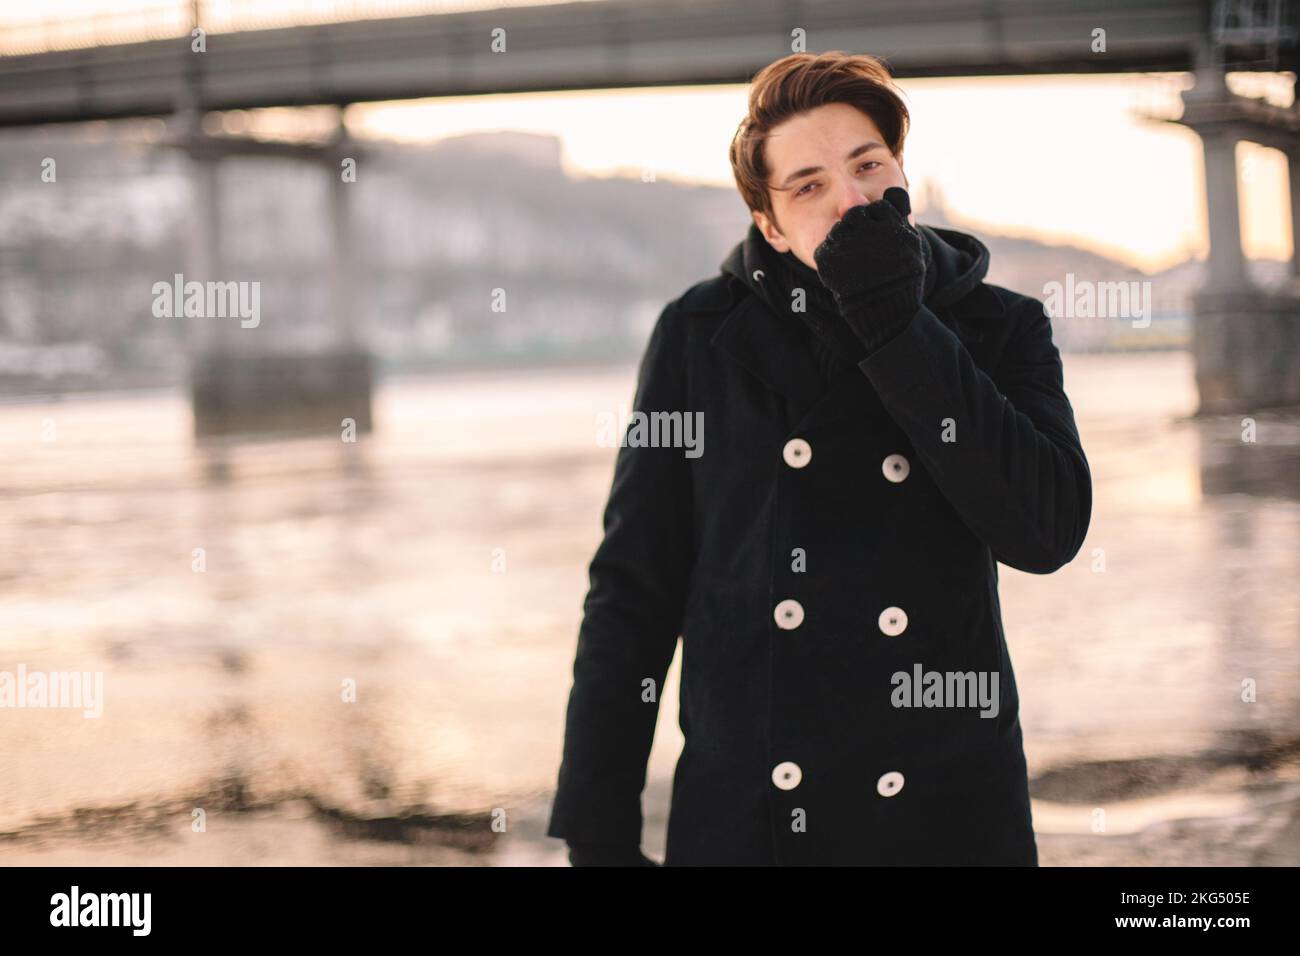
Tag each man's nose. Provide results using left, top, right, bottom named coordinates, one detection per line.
left=836, top=183, right=877, bottom=221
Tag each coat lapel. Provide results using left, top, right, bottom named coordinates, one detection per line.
left=709, top=295, right=831, bottom=426
left=710, top=293, right=906, bottom=434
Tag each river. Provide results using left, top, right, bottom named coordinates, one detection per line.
left=1, top=350, right=1297, bottom=865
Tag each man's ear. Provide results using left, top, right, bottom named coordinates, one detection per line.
left=753, top=210, right=791, bottom=253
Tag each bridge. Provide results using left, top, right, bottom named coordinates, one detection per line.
left=0, top=0, right=1270, bottom=126
left=1, top=0, right=1298, bottom=430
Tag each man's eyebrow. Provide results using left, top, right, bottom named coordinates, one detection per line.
left=776, top=141, right=884, bottom=189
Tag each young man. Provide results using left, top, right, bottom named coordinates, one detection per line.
left=546, top=51, right=1092, bottom=866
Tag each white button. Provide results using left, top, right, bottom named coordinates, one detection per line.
left=882, top=453, right=910, bottom=482
left=877, top=771, right=905, bottom=797
left=783, top=437, right=812, bottom=468
left=772, top=761, right=802, bottom=790
left=774, top=599, right=804, bottom=630
left=878, top=606, right=907, bottom=637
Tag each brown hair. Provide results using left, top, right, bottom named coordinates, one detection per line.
left=728, top=51, right=911, bottom=229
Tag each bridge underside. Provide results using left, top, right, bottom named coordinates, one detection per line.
left=2, top=0, right=1290, bottom=128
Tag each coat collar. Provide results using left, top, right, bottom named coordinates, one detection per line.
left=712, top=219, right=995, bottom=429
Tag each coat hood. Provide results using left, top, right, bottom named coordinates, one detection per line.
left=720, top=219, right=991, bottom=317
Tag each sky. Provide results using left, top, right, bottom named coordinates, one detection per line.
left=346, top=71, right=1297, bottom=275
left=4, top=1, right=1297, bottom=274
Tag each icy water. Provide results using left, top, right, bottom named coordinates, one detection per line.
left=1, top=351, right=1297, bottom=866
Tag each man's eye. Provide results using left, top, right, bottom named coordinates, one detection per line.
left=795, top=161, right=881, bottom=197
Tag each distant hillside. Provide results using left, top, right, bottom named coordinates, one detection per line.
left=0, top=120, right=1259, bottom=391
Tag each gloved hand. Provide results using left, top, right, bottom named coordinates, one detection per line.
left=566, top=841, right=661, bottom=867
left=812, top=186, right=926, bottom=357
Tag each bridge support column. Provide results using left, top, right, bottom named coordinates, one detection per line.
left=329, top=123, right=357, bottom=349
left=1170, top=63, right=1300, bottom=413
left=1290, top=152, right=1300, bottom=281
left=185, top=153, right=224, bottom=355
left=1200, top=129, right=1249, bottom=292
left=170, top=110, right=373, bottom=441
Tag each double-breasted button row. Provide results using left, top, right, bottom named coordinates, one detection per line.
left=772, top=439, right=910, bottom=804
left=772, top=599, right=907, bottom=637
left=782, top=438, right=909, bottom=484
left=771, top=761, right=905, bottom=797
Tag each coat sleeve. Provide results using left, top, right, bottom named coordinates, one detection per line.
left=545, top=300, right=695, bottom=847
left=856, top=296, right=1092, bottom=574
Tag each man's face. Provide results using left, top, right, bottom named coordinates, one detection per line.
left=753, top=102, right=915, bottom=271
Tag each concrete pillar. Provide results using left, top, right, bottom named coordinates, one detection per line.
left=1201, top=129, right=1250, bottom=291
left=329, top=110, right=357, bottom=348
left=186, top=153, right=223, bottom=353
left=1289, top=152, right=1300, bottom=279
left=1290, top=73, right=1300, bottom=281
left=329, top=159, right=356, bottom=348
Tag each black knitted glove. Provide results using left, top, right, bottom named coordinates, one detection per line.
left=812, top=186, right=926, bottom=356
left=566, top=841, right=660, bottom=867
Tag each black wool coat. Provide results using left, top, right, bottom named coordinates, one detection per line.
left=546, top=220, right=1093, bottom=866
